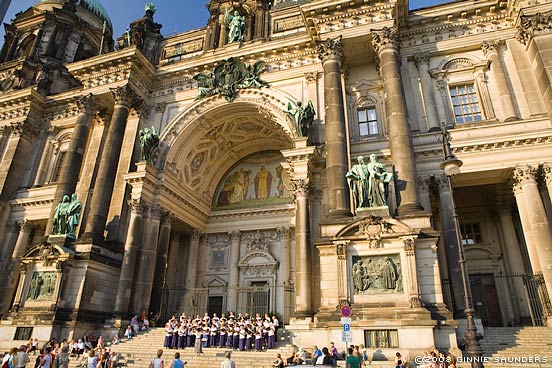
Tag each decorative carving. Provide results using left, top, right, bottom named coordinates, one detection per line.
left=542, top=164, right=552, bottom=186
left=335, top=241, right=348, bottom=260
left=191, top=229, right=202, bottom=242
left=193, top=58, right=269, bottom=102
left=481, top=40, right=499, bottom=57
left=149, top=204, right=163, bottom=220
left=161, top=210, right=174, bottom=226
left=512, top=165, right=538, bottom=193
left=6, top=221, right=20, bottom=233
left=410, top=296, right=423, bottom=308
left=290, top=178, right=309, bottom=198
left=516, top=11, right=552, bottom=45
left=20, top=220, right=33, bottom=233
left=304, top=72, right=318, bottom=84
left=284, top=100, right=315, bottom=138
left=26, top=271, right=57, bottom=301
left=413, top=52, right=430, bottom=68
left=244, top=231, right=268, bottom=252
left=403, top=237, right=416, bottom=256
left=10, top=121, right=39, bottom=141
left=229, top=230, right=241, bottom=242
left=370, top=27, right=400, bottom=55
left=128, top=199, right=145, bottom=215
left=352, top=255, right=403, bottom=294
left=74, top=94, right=97, bottom=115
left=317, top=36, right=344, bottom=63
left=357, top=216, right=391, bottom=241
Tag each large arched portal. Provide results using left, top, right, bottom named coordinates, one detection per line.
left=141, top=91, right=311, bottom=321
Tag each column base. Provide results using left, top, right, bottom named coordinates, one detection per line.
left=326, top=209, right=353, bottom=220
left=396, top=203, right=427, bottom=217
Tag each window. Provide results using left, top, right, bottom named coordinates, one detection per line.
left=460, top=223, right=483, bottom=245
left=449, top=84, right=482, bottom=124
left=358, top=107, right=378, bottom=136
left=14, top=327, right=33, bottom=341
left=364, top=329, right=399, bottom=348
left=51, top=151, right=66, bottom=182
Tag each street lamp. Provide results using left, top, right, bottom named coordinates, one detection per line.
left=439, top=124, right=484, bottom=368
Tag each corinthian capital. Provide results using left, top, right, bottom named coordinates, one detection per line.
left=512, top=165, right=538, bottom=192
left=413, top=52, right=430, bottom=68
left=516, top=10, right=552, bottom=45
left=543, top=163, right=552, bottom=186
left=10, top=120, right=39, bottom=141
left=481, top=40, right=499, bottom=57
left=74, top=93, right=97, bottom=114
left=128, top=199, right=146, bottom=215
left=371, top=26, right=400, bottom=55
left=290, top=178, right=310, bottom=198
left=317, top=36, right=344, bottom=63
left=110, top=85, right=139, bottom=108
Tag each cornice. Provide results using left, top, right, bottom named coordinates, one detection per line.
left=209, top=204, right=295, bottom=220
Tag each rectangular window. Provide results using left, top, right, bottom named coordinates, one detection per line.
left=358, top=107, right=378, bottom=136
left=364, top=329, right=399, bottom=348
left=449, top=84, right=482, bottom=124
left=14, top=327, right=33, bottom=341
left=460, top=223, right=483, bottom=245
left=52, top=151, right=66, bottom=183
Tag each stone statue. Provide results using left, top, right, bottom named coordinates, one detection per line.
left=226, top=9, right=246, bottom=43
left=52, top=195, right=71, bottom=235
left=284, top=100, right=315, bottom=137
left=367, top=154, right=393, bottom=207
left=67, top=194, right=82, bottom=240
left=139, top=126, right=160, bottom=163
left=346, top=156, right=370, bottom=210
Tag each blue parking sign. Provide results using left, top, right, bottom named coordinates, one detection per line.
left=343, top=324, right=350, bottom=332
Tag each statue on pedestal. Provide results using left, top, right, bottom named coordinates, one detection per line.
left=52, top=195, right=71, bottom=235
left=284, top=100, right=315, bottom=137
left=139, top=126, right=160, bottom=163
left=52, top=193, right=82, bottom=239
left=226, top=9, right=246, bottom=43
left=346, top=154, right=393, bottom=210
left=346, top=156, right=370, bottom=210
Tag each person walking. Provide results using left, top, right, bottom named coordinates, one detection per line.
left=56, top=346, right=69, bottom=368
left=220, top=351, right=235, bottom=368
left=168, top=352, right=187, bottom=368
left=149, top=349, right=164, bottom=368
left=13, top=346, right=30, bottom=368
left=346, top=347, right=360, bottom=368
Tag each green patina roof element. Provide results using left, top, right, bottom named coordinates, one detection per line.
left=39, top=0, right=112, bottom=29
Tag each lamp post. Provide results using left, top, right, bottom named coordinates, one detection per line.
left=439, top=124, right=484, bottom=368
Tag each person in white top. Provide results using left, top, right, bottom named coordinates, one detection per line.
left=220, top=351, right=236, bottom=368
left=149, top=349, right=164, bottom=368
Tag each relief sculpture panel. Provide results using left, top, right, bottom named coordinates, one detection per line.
left=351, top=255, right=403, bottom=294
left=26, top=271, right=57, bottom=301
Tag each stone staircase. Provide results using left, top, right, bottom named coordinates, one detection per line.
left=479, top=326, right=552, bottom=367
left=67, top=328, right=404, bottom=368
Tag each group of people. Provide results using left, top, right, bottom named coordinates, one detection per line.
left=418, top=350, right=457, bottom=368
left=279, top=342, right=340, bottom=367
left=163, top=312, right=280, bottom=353
left=2, top=339, right=70, bottom=368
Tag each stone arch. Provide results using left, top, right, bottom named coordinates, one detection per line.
left=437, top=54, right=484, bottom=72
left=334, top=215, right=414, bottom=238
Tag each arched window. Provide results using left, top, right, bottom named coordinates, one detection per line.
left=347, top=80, right=385, bottom=142
left=15, top=34, right=36, bottom=58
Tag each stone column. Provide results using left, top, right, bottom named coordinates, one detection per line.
left=46, top=94, right=96, bottom=235
left=481, top=41, right=517, bottom=122
left=292, top=179, right=312, bottom=316
left=543, top=164, right=552, bottom=206
left=512, top=165, right=552, bottom=300
left=82, top=86, right=137, bottom=241
left=435, top=174, right=465, bottom=315
left=317, top=37, right=352, bottom=219
left=0, top=221, right=20, bottom=262
left=226, top=230, right=241, bottom=313
left=371, top=27, right=423, bottom=215
left=1, top=221, right=33, bottom=313
left=414, top=52, right=441, bottom=131
left=150, top=212, right=172, bottom=314
left=114, top=199, right=145, bottom=315
left=276, top=227, right=292, bottom=318
left=185, top=230, right=201, bottom=291
left=132, top=204, right=162, bottom=313
left=512, top=176, right=540, bottom=272
left=33, top=128, right=56, bottom=187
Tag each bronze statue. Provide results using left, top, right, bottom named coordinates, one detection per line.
left=226, top=9, right=246, bottom=43
left=52, top=195, right=71, bottom=235
left=67, top=193, right=82, bottom=240
left=139, top=126, right=160, bottom=163
left=284, top=100, right=315, bottom=137
left=52, top=193, right=82, bottom=239
left=346, top=156, right=370, bottom=210
left=367, top=154, right=393, bottom=207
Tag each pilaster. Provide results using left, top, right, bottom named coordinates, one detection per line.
left=226, top=230, right=241, bottom=312
left=414, top=52, right=440, bottom=131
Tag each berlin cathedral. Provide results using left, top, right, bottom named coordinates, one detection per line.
left=0, top=0, right=551, bottom=359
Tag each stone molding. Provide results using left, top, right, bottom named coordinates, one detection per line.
left=481, top=40, right=499, bottom=57
left=316, top=36, right=344, bottom=64
left=304, top=72, right=318, bottom=84
left=516, top=10, right=552, bottom=45
left=371, top=26, right=400, bottom=55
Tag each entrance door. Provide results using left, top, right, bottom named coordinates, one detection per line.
left=470, top=274, right=502, bottom=327
left=208, top=296, right=223, bottom=317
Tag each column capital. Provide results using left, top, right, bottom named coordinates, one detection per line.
left=228, top=230, right=241, bottom=241
left=290, top=178, right=310, bottom=198
left=5, top=220, right=20, bottom=233
left=317, top=36, right=344, bottom=64
left=20, top=220, right=33, bottom=233
left=402, top=236, right=417, bottom=256
left=481, top=40, right=499, bottom=57
left=432, top=174, right=451, bottom=195
left=148, top=204, right=162, bottom=220
left=128, top=198, right=146, bottom=215
left=542, top=163, right=552, bottom=186
left=515, top=10, right=552, bottom=45
left=74, top=93, right=97, bottom=115
left=110, top=85, right=139, bottom=108
left=160, top=210, right=174, bottom=227
left=191, top=229, right=203, bottom=242
left=413, top=52, right=430, bottom=68
left=512, top=165, right=538, bottom=191
left=334, top=240, right=349, bottom=260
left=276, top=227, right=293, bottom=240
left=304, top=72, right=318, bottom=84
left=370, top=26, right=400, bottom=55
left=10, top=120, right=39, bottom=141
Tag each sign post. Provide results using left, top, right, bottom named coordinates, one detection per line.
left=340, top=305, right=352, bottom=344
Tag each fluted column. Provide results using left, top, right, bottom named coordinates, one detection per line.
left=226, top=230, right=241, bottom=312
left=317, top=37, right=352, bottom=219
left=150, top=212, right=172, bottom=313
left=83, top=86, right=137, bottom=241
left=292, top=179, right=311, bottom=316
left=436, top=174, right=465, bottom=315
left=114, top=199, right=145, bottom=315
left=414, top=52, right=440, bottom=131
left=185, top=230, right=201, bottom=291
left=482, top=41, right=517, bottom=122
left=512, top=165, right=552, bottom=300
left=371, top=27, right=423, bottom=215
left=46, top=94, right=96, bottom=236
left=133, top=204, right=162, bottom=313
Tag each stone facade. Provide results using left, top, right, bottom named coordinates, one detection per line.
left=0, top=0, right=551, bottom=359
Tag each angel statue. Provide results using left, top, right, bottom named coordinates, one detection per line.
left=239, top=61, right=269, bottom=89
left=226, top=8, right=246, bottom=43
left=193, top=72, right=215, bottom=99
left=284, top=100, right=316, bottom=137
left=139, top=126, right=160, bottom=163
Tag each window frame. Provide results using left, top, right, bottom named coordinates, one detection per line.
left=448, top=82, right=483, bottom=125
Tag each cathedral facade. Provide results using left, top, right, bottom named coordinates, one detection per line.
left=0, top=0, right=551, bottom=357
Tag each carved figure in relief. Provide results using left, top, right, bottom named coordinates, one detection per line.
left=351, top=256, right=402, bottom=294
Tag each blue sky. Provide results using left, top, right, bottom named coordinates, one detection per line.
left=3, top=0, right=447, bottom=40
